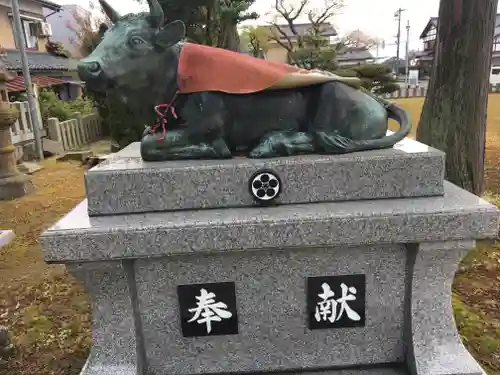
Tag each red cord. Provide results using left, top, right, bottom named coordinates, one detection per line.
left=152, top=90, right=180, bottom=141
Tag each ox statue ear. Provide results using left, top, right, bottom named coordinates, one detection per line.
left=154, top=20, right=186, bottom=49
left=98, top=23, right=109, bottom=40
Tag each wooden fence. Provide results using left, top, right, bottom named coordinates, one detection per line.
left=9, top=98, right=103, bottom=152
left=9, top=101, right=45, bottom=145
left=384, top=84, right=500, bottom=99
left=47, top=111, right=103, bottom=151
left=383, top=87, right=428, bottom=99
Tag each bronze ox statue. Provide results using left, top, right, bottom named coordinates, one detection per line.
left=77, top=0, right=410, bottom=161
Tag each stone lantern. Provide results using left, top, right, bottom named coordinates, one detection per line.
left=0, top=61, right=32, bottom=200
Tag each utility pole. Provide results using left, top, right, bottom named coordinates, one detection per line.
left=405, top=20, right=410, bottom=88
left=394, top=7, right=406, bottom=75
left=10, top=0, right=44, bottom=160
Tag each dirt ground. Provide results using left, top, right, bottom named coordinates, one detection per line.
left=0, top=97, right=499, bottom=375
left=0, top=160, right=90, bottom=375
left=392, top=95, right=500, bottom=194
left=394, top=96, right=500, bottom=375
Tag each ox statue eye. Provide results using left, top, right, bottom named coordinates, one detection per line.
left=129, top=36, right=146, bottom=47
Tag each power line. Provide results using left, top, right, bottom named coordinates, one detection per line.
left=393, top=7, right=406, bottom=74
left=405, top=20, right=410, bottom=87
left=10, top=0, right=44, bottom=160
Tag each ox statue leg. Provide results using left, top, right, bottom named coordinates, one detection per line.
left=308, top=82, right=410, bottom=154
left=141, top=92, right=233, bottom=161
left=309, top=81, right=388, bottom=153
left=249, top=131, right=314, bottom=158
left=248, top=81, right=411, bottom=158
left=141, top=128, right=231, bottom=161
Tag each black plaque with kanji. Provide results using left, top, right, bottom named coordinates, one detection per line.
left=306, top=274, right=366, bottom=330
left=177, top=282, right=238, bottom=337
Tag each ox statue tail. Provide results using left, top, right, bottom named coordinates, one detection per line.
left=315, top=100, right=411, bottom=154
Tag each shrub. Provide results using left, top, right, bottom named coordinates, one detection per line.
left=100, top=94, right=145, bottom=148
left=336, top=64, right=399, bottom=95
left=289, top=47, right=339, bottom=71
left=38, top=90, right=94, bottom=123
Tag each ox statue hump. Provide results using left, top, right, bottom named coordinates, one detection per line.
left=78, top=0, right=411, bottom=162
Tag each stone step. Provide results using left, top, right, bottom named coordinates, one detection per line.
left=42, top=182, right=498, bottom=263
left=17, top=162, right=44, bottom=175
left=0, top=230, right=14, bottom=249
left=253, top=368, right=408, bottom=375
left=84, top=137, right=445, bottom=216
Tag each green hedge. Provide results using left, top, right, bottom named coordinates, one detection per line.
left=336, top=63, right=399, bottom=95
left=38, top=90, right=94, bottom=122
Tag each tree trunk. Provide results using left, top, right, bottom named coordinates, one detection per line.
left=205, top=4, right=213, bottom=46
left=217, top=23, right=240, bottom=51
left=416, top=0, right=498, bottom=195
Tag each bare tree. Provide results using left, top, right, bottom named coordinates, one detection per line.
left=416, top=0, right=498, bottom=195
left=342, top=29, right=378, bottom=49
left=67, top=1, right=110, bottom=58
left=269, top=0, right=343, bottom=56
left=240, top=26, right=270, bottom=56
left=406, top=49, right=418, bottom=63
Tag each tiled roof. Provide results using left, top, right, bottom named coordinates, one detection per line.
left=495, top=14, right=500, bottom=36
left=421, top=14, right=500, bottom=38
left=2, top=50, right=78, bottom=72
left=337, top=47, right=373, bottom=61
left=34, top=0, right=61, bottom=11
left=6, top=75, right=68, bottom=92
left=419, top=17, right=438, bottom=39
left=266, top=23, right=337, bottom=40
left=414, top=50, right=433, bottom=58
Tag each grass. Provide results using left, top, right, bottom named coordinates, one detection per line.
left=393, top=96, right=500, bottom=375
left=453, top=246, right=500, bottom=374
left=0, top=160, right=91, bottom=375
left=392, top=95, right=500, bottom=193
left=0, top=97, right=499, bottom=374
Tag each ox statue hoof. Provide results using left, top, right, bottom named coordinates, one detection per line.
left=140, top=131, right=232, bottom=162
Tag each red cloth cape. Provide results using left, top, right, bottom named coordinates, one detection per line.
left=178, top=43, right=352, bottom=94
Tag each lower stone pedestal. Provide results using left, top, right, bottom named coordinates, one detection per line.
left=0, top=230, right=14, bottom=248
left=0, top=173, right=33, bottom=200
left=0, top=104, right=33, bottom=200
left=41, top=182, right=498, bottom=375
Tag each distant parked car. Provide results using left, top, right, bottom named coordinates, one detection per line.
left=490, top=66, right=500, bottom=85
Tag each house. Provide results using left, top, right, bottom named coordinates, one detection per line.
left=336, top=46, right=374, bottom=67
left=263, top=23, right=337, bottom=64
left=43, top=3, right=91, bottom=59
left=415, top=15, right=500, bottom=74
left=381, top=57, right=406, bottom=73
left=240, top=48, right=265, bottom=59
left=0, top=0, right=82, bottom=99
left=413, top=17, right=438, bottom=72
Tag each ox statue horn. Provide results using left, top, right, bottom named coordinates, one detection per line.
left=98, top=0, right=120, bottom=23
left=147, top=0, right=164, bottom=29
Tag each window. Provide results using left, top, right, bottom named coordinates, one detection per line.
left=491, top=68, right=500, bottom=75
left=9, top=16, right=39, bottom=50
left=427, top=25, right=437, bottom=37
left=494, top=38, right=500, bottom=51
left=422, top=24, right=437, bottom=43
left=22, top=19, right=38, bottom=49
left=424, top=40, right=435, bottom=51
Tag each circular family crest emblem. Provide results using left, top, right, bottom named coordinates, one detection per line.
left=249, top=170, right=282, bottom=204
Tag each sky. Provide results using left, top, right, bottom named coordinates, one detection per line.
left=244, top=0, right=442, bottom=58
left=52, top=0, right=491, bottom=59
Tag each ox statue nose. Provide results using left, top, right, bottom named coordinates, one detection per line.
left=77, top=60, right=102, bottom=81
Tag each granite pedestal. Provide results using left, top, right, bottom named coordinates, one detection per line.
left=41, top=137, right=499, bottom=375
